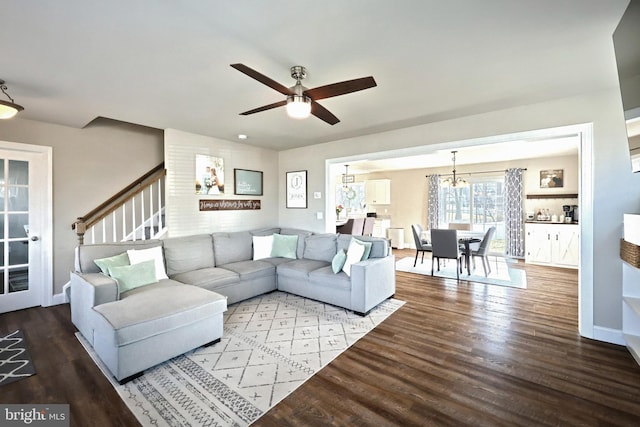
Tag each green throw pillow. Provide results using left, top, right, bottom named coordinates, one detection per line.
left=352, top=238, right=373, bottom=260
left=331, top=249, right=347, bottom=274
left=94, top=252, right=130, bottom=275
left=271, top=233, right=298, bottom=259
left=109, top=259, right=158, bottom=294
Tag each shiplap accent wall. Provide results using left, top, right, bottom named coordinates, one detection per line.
left=164, top=129, right=278, bottom=237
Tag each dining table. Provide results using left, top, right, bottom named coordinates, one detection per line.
left=458, top=236, right=482, bottom=275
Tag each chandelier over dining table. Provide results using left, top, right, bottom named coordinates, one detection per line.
left=441, top=150, right=468, bottom=188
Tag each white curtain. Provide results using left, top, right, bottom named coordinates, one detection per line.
left=505, top=168, right=525, bottom=257
left=427, top=174, right=440, bottom=230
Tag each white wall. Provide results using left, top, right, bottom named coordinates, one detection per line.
left=164, top=129, right=278, bottom=236
left=278, top=88, right=640, bottom=338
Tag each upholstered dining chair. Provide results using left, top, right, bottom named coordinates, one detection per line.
left=470, top=226, right=496, bottom=276
left=362, top=217, right=375, bottom=236
left=411, top=224, right=432, bottom=267
left=430, top=229, right=463, bottom=280
left=337, top=218, right=365, bottom=235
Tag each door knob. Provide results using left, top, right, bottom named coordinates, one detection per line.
left=30, top=236, right=39, bottom=241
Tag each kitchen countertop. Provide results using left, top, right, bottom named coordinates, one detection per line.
left=526, top=220, right=578, bottom=225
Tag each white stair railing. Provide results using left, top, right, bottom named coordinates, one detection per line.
left=73, top=164, right=167, bottom=244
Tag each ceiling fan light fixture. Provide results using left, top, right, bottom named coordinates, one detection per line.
left=286, top=94, right=311, bottom=119
left=0, top=79, right=24, bottom=119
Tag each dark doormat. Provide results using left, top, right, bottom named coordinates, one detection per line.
left=0, top=330, right=36, bottom=387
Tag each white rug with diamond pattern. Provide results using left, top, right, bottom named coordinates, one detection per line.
left=78, top=291, right=404, bottom=426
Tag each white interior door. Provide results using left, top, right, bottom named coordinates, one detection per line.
left=0, top=145, right=51, bottom=313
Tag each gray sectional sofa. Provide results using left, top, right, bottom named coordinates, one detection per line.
left=70, top=227, right=395, bottom=382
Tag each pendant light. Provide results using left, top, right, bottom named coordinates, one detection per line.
left=0, top=79, right=24, bottom=119
left=441, top=151, right=468, bottom=188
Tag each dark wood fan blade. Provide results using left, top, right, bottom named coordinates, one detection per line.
left=230, top=64, right=293, bottom=96
left=311, top=101, right=340, bottom=125
left=240, top=100, right=287, bottom=115
left=304, top=76, right=376, bottom=101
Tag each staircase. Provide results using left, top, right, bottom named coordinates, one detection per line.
left=72, top=163, right=167, bottom=245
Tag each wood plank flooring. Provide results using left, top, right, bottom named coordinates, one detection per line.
left=2, top=249, right=640, bottom=426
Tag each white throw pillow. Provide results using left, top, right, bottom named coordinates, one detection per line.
left=253, top=235, right=274, bottom=260
left=127, top=246, right=168, bottom=281
left=342, top=239, right=366, bottom=277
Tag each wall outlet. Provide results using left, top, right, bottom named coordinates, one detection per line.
left=316, top=211, right=323, bottom=220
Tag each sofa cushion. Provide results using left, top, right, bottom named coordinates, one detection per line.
left=250, top=227, right=280, bottom=236
left=218, top=260, right=275, bottom=281
left=277, top=259, right=331, bottom=280
left=331, top=249, right=347, bottom=274
left=212, top=231, right=252, bottom=265
left=309, top=266, right=352, bottom=290
left=303, top=233, right=337, bottom=262
left=271, top=233, right=298, bottom=259
left=342, top=239, right=365, bottom=277
left=350, top=237, right=372, bottom=260
left=76, top=240, right=163, bottom=274
left=252, top=235, right=274, bottom=260
left=170, top=267, right=239, bottom=290
left=127, top=246, right=169, bottom=280
left=94, top=252, right=130, bottom=275
left=337, top=235, right=388, bottom=258
left=163, top=234, right=214, bottom=276
left=94, top=282, right=227, bottom=346
left=109, top=259, right=158, bottom=294
left=280, top=228, right=312, bottom=259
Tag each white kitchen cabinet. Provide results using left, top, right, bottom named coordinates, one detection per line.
left=365, top=179, right=391, bottom=205
left=623, top=213, right=640, bottom=366
left=372, top=219, right=390, bottom=238
left=525, top=223, right=579, bottom=268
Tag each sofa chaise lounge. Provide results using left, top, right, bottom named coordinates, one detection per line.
left=70, top=227, right=395, bottom=382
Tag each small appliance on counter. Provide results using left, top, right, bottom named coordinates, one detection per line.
left=563, top=205, right=579, bottom=223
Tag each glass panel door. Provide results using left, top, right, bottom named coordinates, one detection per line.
left=0, top=159, right=30, bottom=296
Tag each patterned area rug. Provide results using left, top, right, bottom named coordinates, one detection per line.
left=78, top=291, right=404, bottom=426
left=0, top=330, right=36, bottom=387
left=396, top=255, right=527, bottom=289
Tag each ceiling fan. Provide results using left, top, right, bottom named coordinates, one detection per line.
left=230, top=63, right=376, bottom=125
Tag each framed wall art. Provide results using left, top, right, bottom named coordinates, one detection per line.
left=234, top=168, right=263, bottom=196
left=195, top=154, right=225, bottom=195
left=539, top=169, right=564, bottom=188
left=286, top=170, right=307, bottom=208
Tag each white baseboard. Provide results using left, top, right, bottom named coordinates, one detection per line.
left=592, top=326, right=626, bottom=346
left=46, top=281, right=70, bottom=306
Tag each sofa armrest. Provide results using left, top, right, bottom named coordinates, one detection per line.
left=349, top=255, right=396, bottom=314
left=70, top=272, right=119, bottom=344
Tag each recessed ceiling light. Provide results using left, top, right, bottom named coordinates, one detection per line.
left=238, top=134, right=248, bottom=140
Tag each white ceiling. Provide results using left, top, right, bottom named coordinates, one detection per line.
left=0, top=0, right=629, bottom=153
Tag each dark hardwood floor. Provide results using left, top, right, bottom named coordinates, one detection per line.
left=2, top=249, right=640, bottom=426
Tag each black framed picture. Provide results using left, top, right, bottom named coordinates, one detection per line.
left=234, top=169, right=263, bottom=196
left=286, top=170, right=307, bottom=208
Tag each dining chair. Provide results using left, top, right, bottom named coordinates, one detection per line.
left=470, top=226, right=496, bottom=276
left=362, top=217, right=375, bottom=236
left=430, top=229, right=463, bottom=279
left=338, top=218, right=365, bottom=235
left=411, top=224, right=432, bottom=267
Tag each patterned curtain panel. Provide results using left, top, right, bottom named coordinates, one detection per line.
left=427, top=174, right=440, bottom=230
left=505, top=168, right=525, bottom=257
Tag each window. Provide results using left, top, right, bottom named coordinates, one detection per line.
left=439, top=176, right=505, bottom=254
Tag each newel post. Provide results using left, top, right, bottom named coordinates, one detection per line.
left=73, top=219, right=87, bottom=245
